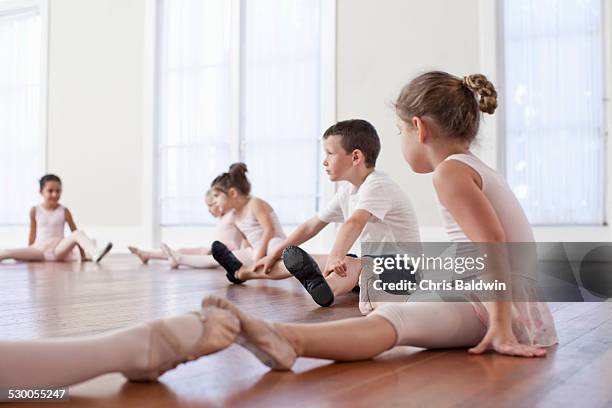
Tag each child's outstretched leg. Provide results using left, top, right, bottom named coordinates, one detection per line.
left=128, top=247, right=165, bottom=264
left=161, top=243, right=218, bottom=269
left=203, top=295, right=396, bottom=369
left=281, top=246, right=362, bottom=306
left=0, top=247, right=45, bottom=262
left=202, top=295, right=510, bottom=370
left=130, top=246, right=210, bottom=265
left=235, top=256, right=294, bottom=281
left=54, top=230, right=112, bottom=262
left=236, top=254, right=361, bottom=287
left=0, top=306, right=239, bottom=388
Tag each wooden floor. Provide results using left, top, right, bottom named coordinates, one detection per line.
left=2, top=255, right=611, bottom=408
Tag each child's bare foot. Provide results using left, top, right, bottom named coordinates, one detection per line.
left=202, top=295, right=297, bottom=370
left=128, top=246, right=149, bottom=264
left=160, top=243, right=179, bottom=269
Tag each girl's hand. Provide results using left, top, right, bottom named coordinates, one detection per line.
left=253, top=251, right=267, bottom=267
left=323, top=255, right=347, bottom=277
left=253, top=252, right=280, bottom=274
left=468, top=323, right=546, bottom=358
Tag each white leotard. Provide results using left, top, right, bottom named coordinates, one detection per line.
left=215, top=211, right=245, bottom=250
left=33, top=205, right=66, bottom=247
left=235, top=199, right=286, bottom=252
left=440, top=152, right=534, bottom=243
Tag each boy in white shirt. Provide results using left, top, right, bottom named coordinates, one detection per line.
left=211, top=119, right=421, bottom=307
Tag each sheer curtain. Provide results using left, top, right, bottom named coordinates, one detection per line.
left=503, top=0, right=605, bottom=225
left=158, top=0, right=322, bottom=226
left=0, top=6, right=42, bottom=225
left=157, top=0, right=232, bottom=225
left=241, top=0, right=321, bottom=224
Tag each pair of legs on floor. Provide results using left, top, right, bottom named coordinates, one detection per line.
left=238, top=253, right=362, bottom=297
left=0, top=297, right=487, bottom=388
left=0, top=230, right=111, bottom=263
left=128, top=245, right=218, bottom=269
left=213, top=241, right=363, bottom=298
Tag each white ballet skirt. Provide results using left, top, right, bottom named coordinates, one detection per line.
left=30, top=205, right=74, bottom=261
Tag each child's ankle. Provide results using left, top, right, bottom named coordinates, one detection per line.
left=274, top=324, right=303, bottom=356
left=236, top=267, right=248, bottom=280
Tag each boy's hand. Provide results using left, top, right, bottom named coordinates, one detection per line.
left=323, top=255, right=347, bottom=277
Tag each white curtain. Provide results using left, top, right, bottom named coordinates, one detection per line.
left=0, top=7, right=42, bottom=225
left=158, top=0, right=322, bottom=225
left=503, top=0, right=605, bottom=225
left=158, top=0, right=233, bottom=225
left=241, top=0, right=321, bottom=224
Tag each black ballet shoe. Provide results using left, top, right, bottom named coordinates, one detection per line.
left=282, top=246, right=334, bottom=307
left=211, top=241, right=244, bottom=284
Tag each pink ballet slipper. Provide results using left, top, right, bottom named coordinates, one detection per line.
left=123, top=306, right=240, bottom=381
left=202, top=295, right=297, bottom=370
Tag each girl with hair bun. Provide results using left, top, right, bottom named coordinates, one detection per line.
left=164, top=163, right=286, bottom=282
left=128, top=189, right=248, bottom=268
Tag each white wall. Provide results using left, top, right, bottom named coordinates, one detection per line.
left=47, top=0, right=145, bottom=227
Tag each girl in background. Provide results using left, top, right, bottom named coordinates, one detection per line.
left=128, top=189, right=248, bottom=268
left=168, top=163, right=286, bottom=283
left=0, top=174, right=112, bottom=263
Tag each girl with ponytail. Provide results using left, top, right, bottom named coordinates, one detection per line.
left=164, top=163, right=286, bottom=283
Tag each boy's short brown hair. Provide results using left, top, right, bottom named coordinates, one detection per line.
left=322, top=119, right=381, bottom=168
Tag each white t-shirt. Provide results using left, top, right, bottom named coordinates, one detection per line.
left=317, top=170, right=421, bottom=255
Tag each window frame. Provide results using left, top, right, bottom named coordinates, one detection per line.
left=151, top=0, right=336, bottom=234
left=496, top=0, right=608, bottom=227
left=0, top=0, right=48, bottom=226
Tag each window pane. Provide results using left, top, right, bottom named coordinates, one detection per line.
left=241, top=0, right=321, bottom=224
left=0, top=8, right=42, bottom=225
left=503, top=0, right=604, bottom=224
left=158, top=0, right=232, bottom=225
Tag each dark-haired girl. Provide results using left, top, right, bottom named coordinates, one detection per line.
left=0, top=174, right=112, bottom=263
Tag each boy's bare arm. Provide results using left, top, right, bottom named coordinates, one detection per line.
left=253, top=216, right=328, bottom=273
left=324, top=209, right=370, bottom=277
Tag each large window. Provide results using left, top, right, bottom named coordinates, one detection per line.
left=157, top=0, right=322, bottom=226
left=502, top=0, right=605, bottom=225
left=0, top=0, right=44, bottom=225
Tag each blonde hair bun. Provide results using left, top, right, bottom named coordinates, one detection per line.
left=463, top=74, right=498, bottom=114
